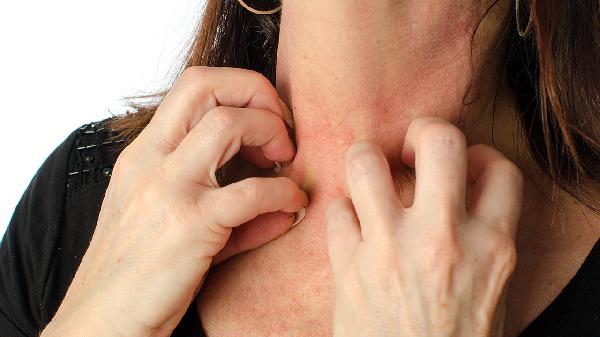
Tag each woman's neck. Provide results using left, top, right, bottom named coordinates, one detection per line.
left=270, top=0, right=600, bottom=248
left=274, top=0, right=521, bottom=201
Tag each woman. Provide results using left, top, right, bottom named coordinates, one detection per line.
left=1, top=0, right=599, bottom=336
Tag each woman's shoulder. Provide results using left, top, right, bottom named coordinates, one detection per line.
left=64, top=117, right=125, bottom=195
left=0, top=116, right=126, bottom=336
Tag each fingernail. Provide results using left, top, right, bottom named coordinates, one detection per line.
left=278, top=97, right=295, bottom=129
left=273, top=161, right=283, bottom=173
left=292, top=207, right=306, bottom=227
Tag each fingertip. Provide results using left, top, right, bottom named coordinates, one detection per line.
left=240, top=146, right=275, bottom=169
left=466, top=143, right=524, bottom=233
left=261, top=128, right=297, bottom=163
left=345, top=140, right=380, bottom=161
left=401, top=143, right=416, bottom=168
left=400, top=119, right=420, bottom=169
left=342, top=140, right=401, bottom=236
left=401, top=117, right=452, bottom=168
left=344, top=140, right=385, bottom=183
left=401, top=119, right=425, bottom=169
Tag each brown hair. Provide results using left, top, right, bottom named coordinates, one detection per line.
left=107, top=0, right=600, bottom=214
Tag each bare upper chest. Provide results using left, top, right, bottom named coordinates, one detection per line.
left=197, top=209, right=333, bottom=337
left=503, top=220, right=600, bottom=337
left=196, top=201, right=600, bottom=337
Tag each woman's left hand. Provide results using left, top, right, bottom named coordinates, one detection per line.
left=325, top=117, right=524, bottom=337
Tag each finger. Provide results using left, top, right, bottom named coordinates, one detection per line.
left=143, top=66, right=289, bottom=153
left=199, top=176, right=309, bottom=228
left=241, top=100, right=294, bottom=169
left=401, top=117, right=468, bottom=220
left=241, top=146, right=281, bottom=169
left=167, top=106, right=294, bottom=186
left=345, top=140, right=402, bottom=241
left=325, top=196, right=361, bottom=273
left=212, top=211, right=295, bottom=264
left=467, top=144, right=524, bottom=238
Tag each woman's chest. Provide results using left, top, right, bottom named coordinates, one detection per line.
left=197, top=213, right=334, bottom=336
left=502, top=227, right=600, bottom=337
left=196, top=211, right=600, bottom=337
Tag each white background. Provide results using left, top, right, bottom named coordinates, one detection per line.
left=0, top=0, right=205, bottom=237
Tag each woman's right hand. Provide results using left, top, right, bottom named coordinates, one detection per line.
left=41, top=66, right=309, bottom=337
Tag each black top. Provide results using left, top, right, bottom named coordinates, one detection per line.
left=1, top=118, right=599, bottom=337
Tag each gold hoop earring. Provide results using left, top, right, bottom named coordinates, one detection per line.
left=236, top=0, right=282, bottom=15
left=515, top=0, right=533, bottom=37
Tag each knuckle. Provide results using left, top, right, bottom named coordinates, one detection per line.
left=272, top=116, right=288, bottom=135
left=492, top=159, right=524, bottom=185
left=493, top=213, right=519, bottom=238
left=179, top=66, right=210, bottom=85
left=347, top=143, right=383, bottom=176
left=204, top=106, right=238, bottom=132
left=468, top=143, right=491, bottom=154
left=431, top=204, right=463, bottom=225
left=275, top=176, right=295, bottom=191
left=150, top=131, right=179, bottom=154
left=246, top=69, right=273, bottom=90
left=176, top=67, right=216, bottom=109
left=421, top=232, right=463, bottom=270
left=415, top=204, right=462, bottom=231
left=486, top=233, right=517, bottom=271
left=239, top=178, right=265, bottom=204
left=420, top=123, right=466, bottom=149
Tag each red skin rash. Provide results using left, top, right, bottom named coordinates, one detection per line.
left=196, top=105, right=423, bottom=336
left=196, top=0, right=510, bottom=334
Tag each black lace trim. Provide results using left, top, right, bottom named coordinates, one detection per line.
left=66, top=118, right=124, bottom=192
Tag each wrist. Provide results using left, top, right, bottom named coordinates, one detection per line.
left=40, top=306, right=124, bottom=337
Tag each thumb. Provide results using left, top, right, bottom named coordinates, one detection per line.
left=212, top=210, right=304, bottom=264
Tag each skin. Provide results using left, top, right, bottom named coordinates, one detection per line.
left=198, top=0, right=600, bottom=336
left=325, top=124, right=521, bottom=337
left=41, top=67, right=309, bottom=337
left=41, top=0, right=600, bottom=336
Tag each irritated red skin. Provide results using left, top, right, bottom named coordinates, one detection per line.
left=196, top=0, right=512, bottom=335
